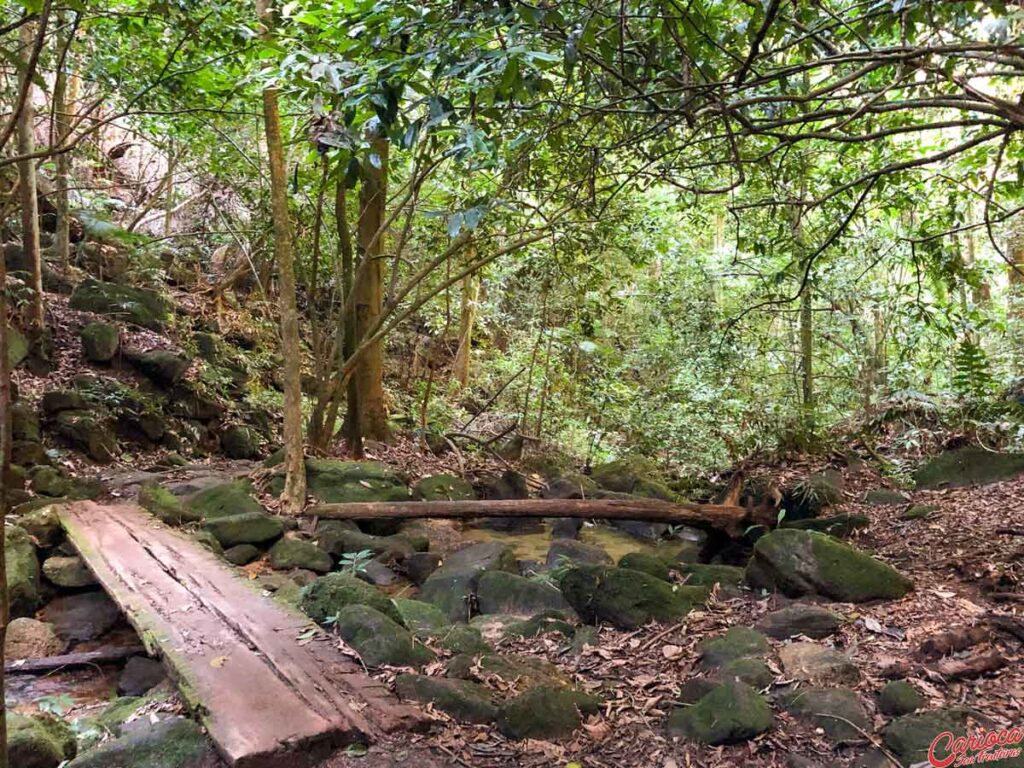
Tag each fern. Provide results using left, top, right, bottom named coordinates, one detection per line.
left=952, top=339, right=994, bottom=399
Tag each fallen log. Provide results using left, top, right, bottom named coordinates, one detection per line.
left=6, top=645, right=146, bottom=675
left=304, top=498, right=755, bottom=534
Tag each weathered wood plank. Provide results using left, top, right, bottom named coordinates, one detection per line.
left=59, top=501, right=426, bottom=768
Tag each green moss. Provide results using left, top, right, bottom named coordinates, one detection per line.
left=559, top=565, right=705, bottom=629
left=267, top=538, right=332, bottom=573
left=300, top=572, right=403, bottom=624
left=333, top=605, right=434, bottom=668
left=139, top=482, right=199, bottom=526
left=883, top=709, right=971, bottom=766
left=203, top=511, right=283, bottom=547
left=780, top=687, right=868, bottom=743
left=677, top=563, right=745, bottom=587
left=666, top=681, right=773, bottom=745
left=718, top=657, right=773, bottom=688
left=618, top=552, right=670, bottom=581
left=65, top=717, right=210, bottom=768
left=8, top=712, right=76, bottom=768
left=879, top=680, right=922, bottom=716
left=434, top=624, right=491, bottom=654
left=864, top=488, right=908, bottom=505
left=393, top=599, right=448, bottom=638
left=475, top=570, right=574, bottom=617
left=497, top=686, right=601, bottom=740
left=914, top=447, right=1024, bottom=489
left=590, top=456, right=661, bottom=493
left=698, top=626, right=769, bottom=669
left=80, top=322, right=120, bottom=362
left=413, top=474, right=475, bottom=501
left=504, top=611, right=576, bottom=639
left=6, top=525, right=41, bottom=617
left=446, top=653, right=569, bottom=690
left=809, top=532, right=913, bottom=601
left=186, top=480, right=264, bottom=520
left=395, top=674, right=497, bottom=724
left=69, top=279, right=172, bottom=330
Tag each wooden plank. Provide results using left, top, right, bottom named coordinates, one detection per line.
left=60, top=501, right=426, bottom=768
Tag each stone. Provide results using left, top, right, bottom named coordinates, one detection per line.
left=315, top=523, right=422, bottom=561
left=719, top=658, right=774, bottom=688
left=8, top=712, right=77, bottom=768
left=879, top=680, right=923, bottom=716
left=356, top=559, right=399, bottom=587
left=41, top=389, right=87, bottom=415
left=678, top=677, right=719, bottom=704
left=403, top=551, right=442, bottom=584
left=784, top=470, right=843, bottom=519
left=42, top=591, right=122, bottom=642
left=81, top=322, right=120, bottom=362
left=504, top=611, right=576, bottom=640
left=781, top=514, right=870, bottom=538
left=618, top=552, right=670, bottom=581
left=30, top=466, right=70, bottom=497
left=5, top=617, right=65, bottom=659
left=7, top=325, right=29, bottom=368
left=413, top=474, right=475, bottom=501
left=901, top=504, right=938, bottom=521
left=864, top=488, right=908, bottom=505
left=333, top=605, right=435, bottom=668
left=223, top=544, right=261, bottom=566
left=475, top=570, right=575, bottom=618
left=300, top=572, right=403, bottom=624
left=42, top=555, right=97, bottom=588
left=915, top=447, right=1024, bottom=489
left=6, top=525, right=41, bottom=617
left=678, top=563, right=745, bottom=588
left=268, top=538, right=332, bottom=573
left=546, top=538, right=612, bottom=568
left=549, top=517, right=583, bottom=539
left=191, top=530, right=223, bottom=556
left=559, top=565, right=706, bottom=629
left=204, top=511, right=284, bottom=547
left=778, top=642, right=859, bottom=685
left=282, top=458, right=410, bottom=506
left=434, top=624, right=491, bottom=654
left=53, top=410, right=118, bottom=463
left=11, top=401, right=41, bottom=441
left=447, top=652, right=569, bottom=690
left=781, top=686, right=869, bottom=743
left=883, top=709, right=972, bottom=767
left=496, top=686, right=601, bottom=740
left=746, top=529, right=913, bottom=602
left=393, top=599, right=448, bottom=638
left=591, top=456, right=663, bottom=494
left=755, top=604, right=842, bottom=639
left=220, top=425, right=261, bottom=460
left=65, top=716, right=215, bottom=768
left=12, top=439, right=49, bottom=467
left=138, top=482, right=200, bottom=526
left=17, top=505, right=64, bottom=547
left=608, top=518, right=669, bottom=541
left=124, top=348, right=191, bottom=387
left=69, top=278, right=172, bottom=330
left=187, top=480, right=264, bottom=519
left=667, top=681, right=773, bottom=745
left=542, top=474, right=599, bottom=500
left=395, top=674, right=497, bottom=724
left=419, top=541, right=517, bottom=622
left=698, top=626, right=770, bottom=670
left=118, top=656, right=166, bottom=696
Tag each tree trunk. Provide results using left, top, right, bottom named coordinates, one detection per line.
left=452, top=245, right=479, bottom=389
left=17, top=21, right=44, bottom=334
left=53, top=16, right=75, bottom=269
left=1008, top=228, right=1024, bottom=372
left=348, top=138, right=390, bottom=451
left=799, top=282, right=813, bottom=416
left=258, top=0, right=305, bottom=513
left=0, top=202, right=11, bottom=768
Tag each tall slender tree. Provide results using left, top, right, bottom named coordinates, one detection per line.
left=17, top=21, right=44, bottom=334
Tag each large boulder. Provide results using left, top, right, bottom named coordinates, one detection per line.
left=395, top=674, right=497, bottom=724
left=447, top=652, right=570, bottom=690
left=124, top=348, right=191, bottom=388
left=186, top=480, right=264, bottom=520
left=419, top=541, right=517, bottom=622
left=914, top=447, right=1024, bottom=488
left=413, top=474, right=475, bottom=501
left=780, top=687, right=869, bottom=743
left=42, top=591, right=122, bottom=643
left=139, top=483, right=201, bottom=526
left=65, top=716, right=215, bottom=768
left=745, top=529, right=913, bottom=602
left=314, top=522, right=423, bottom=560
left=220, top=425, right=261, bottom=459
left=591, top=456, right=674, bottom=499
left=783, top=470, right=843, bottom=519
left=203, top=511, right=283, bottom=547
left=393, top=599, right=448, bottom=637
left=559, top=565, right=705, bottom=629
left=666, top=681, right=773, bottom=745
left=11, top=400, right=40, bottom=441
left=268, top=538, right=332, bottom=573
left=475, top=571, right=575, bottom=618
left=8, top=712, right=77, bottom=768
left=546, top=539, right=612, bottom=568
left=882, top=709, right=972, bottom=767
left=879, top=680, right=923, bottom=716
left=80, top=322, right=120, bottom=362
left=698, top=626, right=769, bottom=670
left=618, top=552, right=670, bottom=581
left=300, top=572, right=403, bottom=624
left=69, top=279, right=172, bottom=330
left=6, top=525, right=41, bottom=617
left=287, top=458, right=410, bottom=504
left=496, top=686, right=600, bottom=740
left=755, top=604, right=841, bottom=639
left=333, top=605, right=434, bottom=668
left=53, top=410, right=118, bottom=463
left=42, top=555, right=97, bottom=588
left=5, top=617, right=65, bottom=659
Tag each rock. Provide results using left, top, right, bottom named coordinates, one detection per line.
left=546, top=538, right=612, bottom=568
left=413, top=474, right=475, bottom=500
left=901, top=504, right=938, bottom=521
left=69, top=279, right=172, bottom=330
left=80, top=322, right=120, bottom=362
left=220, top=425, right=261, bottom=460
left=268, top=538, right=332, bottom=573
left=883, top=709, right=971, bottom=766
left=419, top=541, right=517, bottom=622
left=118, top=656, right=165, bottom=696
left=42, top=555, right=97, bottom=587
left=12, top=401, right=41, bottom=441
left=8, top=712, right=77, bottom=768
left=222, top=544, right=260, bottom=566
left=393, top=599, right=448, bottom=638
left=138, top=482, right=200, bottom=526
left=477, top=470, right=530, bottom=500
left=204, top=511, right=283, bottom=547
left=30, top=466, right=69, bottom=497
left=497, top=686, right=600, bottom=740
left=403, top=551, right=442, bottom=584
left=755, top=604, right=841, bottom=639
left=542, top=474, right=599, bottom=500
left=300, top=572, right=403, bottom=624
left=503, top=611, right=576, bottom=640
left=781, top=513, right=870, bottom=538
left=356, top=560, right=399, bottom=586
left=65, top=716, right=215, bottom=768
left=678, top=563, right=745, bottom=588
left=781, top=686, right=869, bottom=743
left=879, top=680, right=922, bottom=716
left=864, top=488, right=908, bottom=505
left=334, top=605, right=435, bottom=668
left=745, top=529, right=913, bottom=602
left=608, top=518, right=669, bottom=541
left=778, top=642, right=859, bottom=685
left=678, top=677, right=720, bottom=704
left=191, top=530, right=223, bottom=556
left=124, top=348, right=191, bottom=387
left=187, top=480, right=265, bottom=520
left=475, top=570, right=575, bottom=618
left=559, top=565, right=706, bottom=629
left=698, top=626, right=770, bottom=669
left=17, top=505, right=64, bottom=547
left=915, top=447, right=1024, bottom=488
left=13, top=439, right=49, bottom=466
left=5, top=617, right=65, bottom=659
left=315, top=523, right=422, bottom=560
left=667, top=681, right=773, bottom=745
left=447, top=652, right=570, bottom=690
left=591, top=456, right=664, bottom=494
left=395, top=674, right=497, bottom=724
left=288, top=458, right=410, bottom=505
left=53, top=410, right=118, bottom=462
left=618, top=552, right=670, bottom=581
left=434, top=624, right=490, bottom=654
left=42, top=389, right=87, bottom=414
left=549, top=517, right=583, bottom=539
left=6, top=525, right=41, bottom=617
left=7, top=325, right=29, bottom=368
left=784, top=470, right=843, bottom=519
left=42, top=591, right=122, bottom=642
left=719, top=657, right=773, bottom=688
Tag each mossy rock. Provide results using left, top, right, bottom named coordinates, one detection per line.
left=393, top=598, right=448, bottom=638
left=755, top=604, right=841, bottom=640
left=590, top=456, right=662, bottom=494
left=475, top=570, right=574, bottom=618
left=780, top=686, right=869, bottom=743
left=42, top=555, right=97, bottom=588
left=434, top=624, right=491, bottom=654
left=915, top=447, right=1024, bottom=489
left=666, top=681, right=773, bottom=745
left=69, top=279, right=172, bottom=330
left=413, top=474, right=476, bottom=501
left=16, top=504, right=64, bottom=547
left=781, top=513, right=870, bottom=538
left=65, top=717, right=213, bottom=768
left=139, top=482, right=200, bottom=526
left=901, top=504, right=938, bottom=521
left=618, top=552, right=670, bottom=581
left=395, top=674, right=497, bottom=724
left=268, top=538, right=332, bottom=573
left=784, top=470, right=844, bottom=519
left=879, top=680, right=922, bottom=716
left=7, top=525, right=41, bottom=617
left=275, top=458, right=410, bottom=504
left=30, top=466, right=70, bottom=497
left=504, top=611, right=576, bottom=640
left=746, top=528, right=913, bottom=602
left=546, top=538, right=613, bottom=567
left=12, top=401, right=41, bottom=441
left=204, top=511, right=283, bottom=547
left=864, top=488, right=908, bottom=506
left=53, top=410, right=117, bottom=463
left=314, top=524, right=423, bottom=560
left=333, top=604, right=434, bottom=668
left=124, top=348, right=191, bottom=388
left=221, top=424, right=261, bottom=460
left=698, top=626, right=769, bottom=670
left=678, top=563, right=745, bottom=588
left=7, top=325, right=29, bottom=368
left=718, top=657, right=773, bottom=688
left=559, top=565, right=705, bottom=629
left=80, top=322, right=120, bottom=362
left=883, top=709, right=971, bottom=766
left=497, top=685, right=601, bottom=740
left=541, top=473, right=599, bottom=499
left=300, top=572, right=403, bottom=624
left=446, top=652, right=570, bottom=690
left=8, top=712, right=77, bottom=768
left=186, top=480, right=264, bottom=520
left=419, top=541, right=518, bottom=623
left=13, top=439, right=49, bottom=467
left=5, top=617, right=65, bottom=659
left=191, top=529, right=223, bottom=556
left=223, top=544, right=261, bottom=566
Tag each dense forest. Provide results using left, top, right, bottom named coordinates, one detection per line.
left=1, top=2, right=1024, bottom=768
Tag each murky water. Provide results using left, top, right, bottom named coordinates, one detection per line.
left=461, top=520, right=677, bottom=563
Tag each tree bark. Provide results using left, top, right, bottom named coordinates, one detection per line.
left=257, top=0, right=305, bottom=513
left=53, top=16, right=76, bottom=268
left=453, top=242, right=479, bottom=389
left=17, top=21, right=44, bottom=334
left=1008, top=227, right=1024, bottom=372
left=0, top=193, right=11, bottom=768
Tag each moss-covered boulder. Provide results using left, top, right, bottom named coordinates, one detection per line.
left=419, top=541, right=517, bottom=622
left=559, top=565, right=705, bottom=629
left=678, top=563, right=745, bottom=588
left=497, top=686, right=601, bottom=740
left=781, top=513, right=870, bottom=538
left=53, top=410, right=117, bottom=462
left=618, top=552, right=670, bottom=581
left=864, top=488, right=908, bottom=506
left=12, top=401, right=40, bottom=442
left=915, top=447, right=1024, bottom=489
left=883, top=709, right=971, bottom=766
left=781, top=687, right=868, bottom=743
left=413, top=474, right=475, bottom=501
left=395, top=674, right=497, bottom=724
left=334, top=605, right=434, bottom=668
left=446, top=652, right=570, bottom=690
left=434, top=624, right=491, bottom=654
left=901, top=504, right=938, bottom=521
left=65, top=717, right=214, bottom=768
left=300, top=572, right=402, bottom=624
left=223, top=544, right=261, bottom=566
left=5, top=617, right=65, bottom=659
left=393, top=599, right=448, bottom=638
left=698, top=626, right=769, bottom=670
left=784, top=470, right=844, bottom=519
left=755, top=604, right=841, bottom=639
left=475, top=570, right=575, bottom=618
left=69, top=279, right=172, bottom=330
left=16, top=504, right=64, bottom=547
left=191, top=529, right=223, bottom=556
left=279, top=458, right=410, bottom=504
left=718, top=657, right=773, bottom=688
left=8, top=712, right=77, bottom=768
left=268, top=538, right=332, bottom=573
left=203, top=511, right=283, bottom=547
left=7, top=525, right=41, bottom=617
left=138, top=482, right=200, bottom=526
left=30, top=466, right=69, bottom=497
left=186, top=480, right=264, bottom=520
left=746, top=529, right=913, bottom=602
left=80, top=322, right=120, bottom=363
left=546, top=538, right=613, bottom=568
left=541, top=473, right=599, bottom=500
left=666, top=681, right=773, bottom=745
left=503, top=611, right=577, bottom=640
left=221, top=424, right=261, bottom=460
left=591, top=456, right=662, bottom=494
left=42, top=389, right=87, bottom=415
left=124, top=348, right=191, bottom=387
left=879, top=680, right=923, bottom=716
left=42, top=555, right=97, bottom=588
left=314, top=523, right=423, bottom=560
